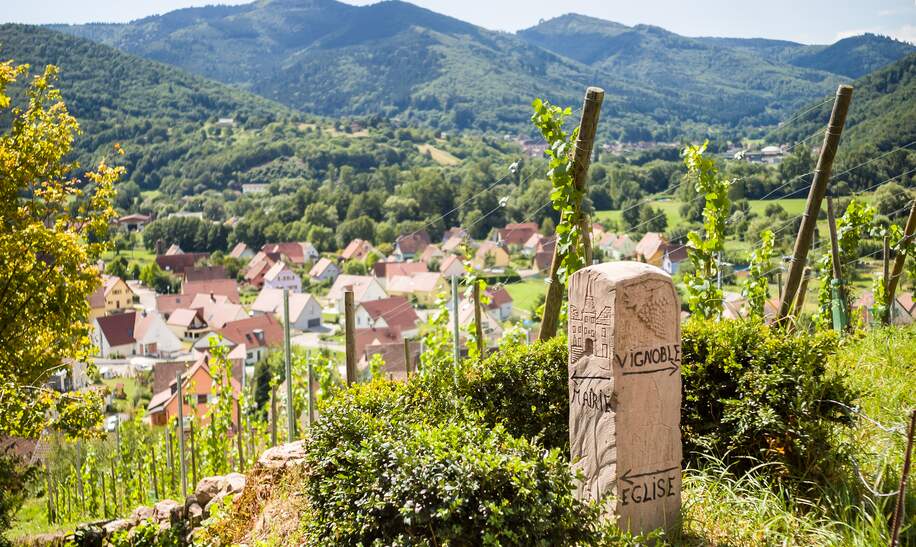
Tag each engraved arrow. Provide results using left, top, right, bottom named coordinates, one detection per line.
left=621, top=362, right=679, bottom=376
left=571, top=373, right=612, bottom=381
left=619, top=466, right=680, bottom=486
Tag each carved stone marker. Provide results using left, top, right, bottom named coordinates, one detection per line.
left=568, top=262, right=681, bottom=534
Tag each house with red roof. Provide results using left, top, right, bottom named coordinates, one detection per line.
left=472, top=241, right=510, bottom=270
left=495, top=222, right=539, bottom=247
left=166, top=308, right=209, bottom=341
left=393, top=231, right=431, bottom=261
left=372, top=260, right=428, bottom=286
left=662, top=244, right=689, bottom=275
left=146, top=353, right=241, bottom=427
left=88, top=274, right=134, bottom=319
left=92, top=311, right=183, bottom=358
left=387, top=272, right=448, bottom=306
left=215, top=314, right=285, bottom=365
left=115, top=213, right=151, bottom=232
left=260, top=242, right=319, bottom=265
left=340, top=238, right=374, bottom=262
left=355, top=296, right=420, bottom=337
left=485, top=285, right=514, bottom=321
left=156, top=252, right=210, bottom=277
left=358, top=340, right=422, bottom=381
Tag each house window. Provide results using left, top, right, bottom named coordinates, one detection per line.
left=197, top=394, right=207, bottom=404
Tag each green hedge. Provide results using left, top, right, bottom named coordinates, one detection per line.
left=680, top=318, right=854, bottom=476
left=302, top=381, right=612, bottom=546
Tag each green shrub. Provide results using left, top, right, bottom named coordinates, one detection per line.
left=302, top=380, right=610, bottom=546
left=458, top=336, right=569, bottom=452
left=680, top=317, right=854, bottom=477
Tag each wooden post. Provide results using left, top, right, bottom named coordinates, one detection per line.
left=792, top=267, right=812, bottom=316
left=99, top=472, right=107, bottom=519
left=889, top=409, right=916, bottom=547
left=539, top=86, right=605, bottom=340
left=189, top=420, right=198, bottom=488
left=451, top=276, right=461, bottom=366
left=270, top=384, right=278, bottom=447
left=886, top=199, right=916, bottom=315
left=109, top=459, right=118, bottom=514
left=45, top=464, right=54, bottom=524
left=473, top=281, right=484, bottom=359
left=403, top=338, right=412, bottom=376
left=176, top=373, right=188, bottom=499
left=236, top=398, right=244, bottom=471
left=826, top=196, right=848, bottom=330
left=283, top=288, right=296, bottom=440
left=883, top=234, right=891, bottom=324
left=165, top=425, right=174, bottom=495
left=778, top=85, right=853, bottom=321
left=150, top=443, right=159, bottom=500
left=307, top=351, right=315, bottom=427
left=344, top=289, right=357, bottom=386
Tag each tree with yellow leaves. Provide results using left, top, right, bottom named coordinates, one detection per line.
left=0, top=58, right=122, bottom=439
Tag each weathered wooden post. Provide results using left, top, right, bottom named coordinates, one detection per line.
left=403, top=338, right=413, bottom=376
left=283, top=288, right=296, bottom=440
left=568, top=262, right=682, bottom=534
left=307, top=350, right=315, bottom=426
left=451, top=276, right=461, bottom=366
left=540, top=86, right=605, bottom=341
left=344, top=289, right=357, bottom=385
left=473, top=281, right=484, bottom=359
left=886, top=199, right=916, bottom=322
left=778, top=85, right=853, bottom=321
left=175, top=373, right=188, bottom=499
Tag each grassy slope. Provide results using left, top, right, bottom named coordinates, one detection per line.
left=595, top=198, right=808, bottom=229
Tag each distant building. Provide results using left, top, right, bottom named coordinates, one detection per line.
left=215, top=118, right=235, bottom=128
left=216, top=314, right=285, bottom=365
left=251, top=288, right=322, bottom=330
left=485, top=285, right=514, bottom=321
left=241, top=184, right=269, bottom=194
left=355, top=296, right=420, bottom=338
left=340, top=239, right=375, bottom=262
left=662, top=244, right=688, bottom=275
left=156, top=252, right=210, bottom=277
left=260, top=242, right=319, bottom=265
left=439, top=255, right=466, bottom=278
left=472, top=241, right=510, bottom=270
left=393, top=231, right=431, bottom=261
left=229, top=242, right=254, bottom=261
left=308, top=257, right=340, bottom=284
left=146, top=353, right=241, bottom=427
left=635, top=232, right=668, bottom=267
left=495, top=222, right=539, bottom=247
left=328, top=275, right=388, bottom=314
left=88, top=275, right=135, bottom=318
left=92, top=311, right=183, bottom=359
left=115, top=213, right=151, bottom=232
left=263, top=261, right=302, bottom=293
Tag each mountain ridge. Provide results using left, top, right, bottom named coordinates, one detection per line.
left=45, top=1, right=916, bottom=139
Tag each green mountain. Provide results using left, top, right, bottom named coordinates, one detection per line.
left=771, top=52, right=916, bottom=152
left=49, top=1, right=913, bottom=139
left=788, top=34, right=916, bottom=78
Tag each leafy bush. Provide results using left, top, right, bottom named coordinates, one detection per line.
left=458, top=336, right=569, bottom=451
left=302, top=380, right=610, bottom=546
left=680, top=318, right=854, bottom=477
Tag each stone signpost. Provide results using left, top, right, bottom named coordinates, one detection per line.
left=568, top=262, right=682, bottom=534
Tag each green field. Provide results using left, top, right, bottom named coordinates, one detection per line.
left=595, top=198, right=808, bottom=229
left=504, top=278, right=544, bottom=315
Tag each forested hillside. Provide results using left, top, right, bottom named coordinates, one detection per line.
left=769, top=52, right=916, bottom=193
left=51, top=0, right=913, bottom=139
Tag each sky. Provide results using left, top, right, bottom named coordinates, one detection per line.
left=3, top=0, right=915, bottom=44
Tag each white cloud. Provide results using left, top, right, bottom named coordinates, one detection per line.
left=889, top=24, right=916, bottom=43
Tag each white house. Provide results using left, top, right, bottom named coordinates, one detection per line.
left=308, top=257, right=340, bottom=284
left=328, top=275, right=387, bottom=314
left=354, top=296, right=420, bottom=338
left=263, top=261, right=302, bottom=293
left=93, top=311, right=183, bottom=359
left=251, top=287, right=323, bottom=330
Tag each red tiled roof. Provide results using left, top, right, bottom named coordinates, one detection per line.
left=354, top=327, right=402, bottom=360
left=156, top=253, right=209, bottom=275
left=395, top=231, right=431, bottom=255
left=185, top=266, right=227, bottom=282
left=97, top=312, right=137, bottom=346
left=372, top=261, right=428, bottom=279
left=217, top=314, right=284, bottom=349
left=534, top=250, right=553, bottom=271
left=229, top=242, right=249, bottom=259
left=497, top=222, right=538, bottom=246
left=485, top=285, right=513, bottom=309
left=359, top=296, right=419, bottom=332
left=340, top=239, right=370, bottom=261
left=183, top=278, right=240, bottom=303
